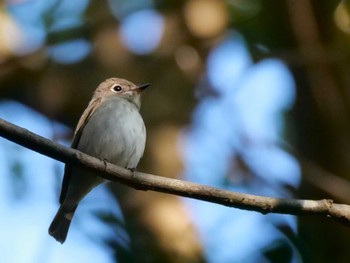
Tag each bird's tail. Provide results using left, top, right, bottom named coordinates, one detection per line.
left=48, top=205, right=77, bottom=244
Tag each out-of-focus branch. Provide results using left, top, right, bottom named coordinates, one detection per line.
left=1, top=117, right=350, bottom=226
left=286, top=0, right=350, bottom=134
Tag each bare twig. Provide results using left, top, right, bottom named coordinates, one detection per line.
left=1, top=118, right=350, bottom=226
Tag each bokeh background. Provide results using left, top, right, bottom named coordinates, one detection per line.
left=0, top=0, right=350, bottom=262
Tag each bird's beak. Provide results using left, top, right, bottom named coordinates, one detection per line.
left=135, top=83, right=150, bottom=93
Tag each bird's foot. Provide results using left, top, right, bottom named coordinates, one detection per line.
left=128, top=168, right=136, bottom=178
left=101, top=158, right=109, bottom=170
left=127, top=168, right=145, bottom=190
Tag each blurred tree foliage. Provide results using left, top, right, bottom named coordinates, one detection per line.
left=1, top=0, right=350, bottom=262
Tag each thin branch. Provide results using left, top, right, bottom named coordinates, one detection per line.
left=1, top=117, right=350, bottom=226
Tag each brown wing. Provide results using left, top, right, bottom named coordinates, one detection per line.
left=59, top=97, right=102, bottom=204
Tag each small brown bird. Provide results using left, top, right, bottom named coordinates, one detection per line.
left=49, top=78, right=149, bottom=243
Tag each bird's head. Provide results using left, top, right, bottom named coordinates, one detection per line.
left=94, top=78, right=150, bottom=109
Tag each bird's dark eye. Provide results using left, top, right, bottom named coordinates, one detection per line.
left=112, top=85, right=123, bottom=92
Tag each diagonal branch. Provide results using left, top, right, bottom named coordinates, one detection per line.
left=1, top=117, right=350, bottom=226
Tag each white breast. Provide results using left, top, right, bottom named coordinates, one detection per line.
left=77, top=97, right=146, bottom=169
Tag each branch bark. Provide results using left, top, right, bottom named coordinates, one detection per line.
left=1, top=117, right=350, bottom=226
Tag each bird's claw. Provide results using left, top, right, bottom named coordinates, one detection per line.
left=101, top=158, right=108, bottom=169
left=128, top=168, right=135, bottom=176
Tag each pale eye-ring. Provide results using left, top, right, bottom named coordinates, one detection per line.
left=112, top=85, right=123, bottom=92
